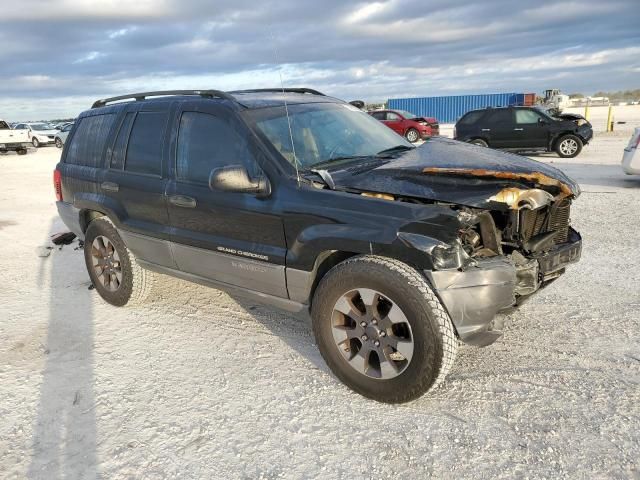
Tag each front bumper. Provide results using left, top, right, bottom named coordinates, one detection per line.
left=34, top=135, right=56, bottom=144
left=425, top=228, right=582, bottom=347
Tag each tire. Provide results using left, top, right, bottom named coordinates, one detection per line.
left=17, top=149, right=27, bottom=155
left=555, top=134, right=582, bottom=158
left=84, top=217, right=154, bottom=307
left=55, top=137, right=63, bottom=148
left=311, top=255, right=458, bottom=403
left=405, top=128, right=420, bottom=143
left=32, top=137, right=40, bottom=148
left=469, top=138, right=488, bottom=147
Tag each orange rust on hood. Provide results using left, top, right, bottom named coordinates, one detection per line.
left=421, top=167, right=574, bottom=196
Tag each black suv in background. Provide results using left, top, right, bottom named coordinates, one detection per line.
left=55, top=89, right=582, bottom=403
left=454, top=106, right=593, bottom=158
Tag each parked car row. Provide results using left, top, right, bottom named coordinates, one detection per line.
left=0, top=120, right=75, bottom=152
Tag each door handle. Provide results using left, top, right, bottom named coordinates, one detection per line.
left=169, top=195, right=197, bottom=208
left=101, top=181, right=119, bottom=192
left=513, top=128, right=524, bottom=131
left=481, top=128, right=491, bottom=132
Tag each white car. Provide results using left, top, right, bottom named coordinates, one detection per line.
left=0, top=119, right=30, bottom=154
left=12, top=122, right=59, bottom=148
left=622, top=127, right=640, bottom=175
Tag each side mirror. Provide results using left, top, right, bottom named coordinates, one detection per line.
left=538, top=118, right=548, bottom=125
left=209, top=165, right=271, bottom=198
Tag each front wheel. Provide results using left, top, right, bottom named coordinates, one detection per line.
left=55, top=137, right=63, bottom=148
left=17, top=149, right=27, bottom=155
left=405, top=128, right=420, bottom=143
left=32, top=137, right=40, bottom=148
left=84, top=217, right=154, bottom=307
left=555, top=134, right=583, bottom=158
left=311, top=255, right=458, bottom=403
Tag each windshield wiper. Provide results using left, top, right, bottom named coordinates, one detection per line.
left=310, top=168, right=335, bottom=189
left=376, top=145, right=415, bottom=157
left=309, top=155, right=373, bottom=170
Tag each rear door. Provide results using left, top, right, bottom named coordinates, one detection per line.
left=513, top=109, right=548, bottom=149
left=101, top=104, right=175, bottom=268
left=165, top=102, right=288, bottom=297
left=484, top=109, right=515, bottom=148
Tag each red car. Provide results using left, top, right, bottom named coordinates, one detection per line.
left=369, top=109, right=440, bottom=143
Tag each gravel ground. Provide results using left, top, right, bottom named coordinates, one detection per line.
left=1, top=133, right=639, bottom=479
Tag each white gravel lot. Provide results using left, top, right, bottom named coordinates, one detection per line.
left=1, top=132, right=639, bottom=479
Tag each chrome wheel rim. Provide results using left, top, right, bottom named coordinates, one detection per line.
left=560, top=138, right=578, bottom=155
left=331, top=288, right=414, bottom=380
left=407, top=130, right=419, bottom=142
left=91, top=235, right=122, bottom=292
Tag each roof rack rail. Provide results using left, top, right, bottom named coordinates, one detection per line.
left=91, top=89, right=237, bottom=109
left=228, top=88, right=326, bottom=96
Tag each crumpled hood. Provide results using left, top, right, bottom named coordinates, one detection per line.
left=327, top=137, right=580, bottom=209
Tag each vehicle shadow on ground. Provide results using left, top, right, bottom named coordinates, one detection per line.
left=27, top=222, right=99, bottom=479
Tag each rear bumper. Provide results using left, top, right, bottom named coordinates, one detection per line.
left=56, top=201, right=85, bottom=239
left=0, top=141, right=30, bottom=150
left=425, top=229, right=582, bottom=347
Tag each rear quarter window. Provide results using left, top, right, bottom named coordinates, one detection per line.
left=65, top=114, right=116, bottom=167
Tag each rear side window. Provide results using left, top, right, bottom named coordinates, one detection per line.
left=65, top=114, right=116, bottom=167
left=176, top=111, right=259, bottom=184
left=110, top=112, right=136, bottom=170
left=124, top=111, right=167, bottom=176
left=371, top=112, right=386, bottom=120
left=458, top=110, right=485, bottom=125
left=487, top=109, right=513, bottom=124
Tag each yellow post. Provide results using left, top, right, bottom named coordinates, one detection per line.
left=584, top=104, right=590, bottom=121
left=606, top=105, right=613, bottom=132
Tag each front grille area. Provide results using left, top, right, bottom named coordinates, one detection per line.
left=520, top=199, right=571, bottom=244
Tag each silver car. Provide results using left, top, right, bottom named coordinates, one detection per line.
left=54, top=123, right=74, bottom=148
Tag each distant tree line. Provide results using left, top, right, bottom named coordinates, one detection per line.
left=568, top=89, right=640, bottom=101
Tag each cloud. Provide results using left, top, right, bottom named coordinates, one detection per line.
left=0, top=0, right=638, bottom=119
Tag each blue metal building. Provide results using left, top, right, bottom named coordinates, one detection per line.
left=388, top=93, right=526, bottom=124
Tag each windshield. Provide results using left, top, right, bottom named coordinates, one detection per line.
left=396, top=110, right=418, bottom=119
left=250, top=102, right=413, bottom=169
left=30, top=123, right=51, bottom=131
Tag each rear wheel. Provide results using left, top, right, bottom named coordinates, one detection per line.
left=17, top=149, right=27, bottom=155
left=470, top=138, right=488, bottom=147
left=84, top=218, right=154, bottom=307
left=555, top=134, right=582, bottom=158
left=311, top=255, right=458, bottom=403
left=32, top=137, right=40, bottom=148
left=405, top=128, right=420, bottom=143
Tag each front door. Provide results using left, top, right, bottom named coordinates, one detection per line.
left=166, top=104, right=288, bottom=298
left=513, top=109, right=549, bottom=149
left=383, top=111, right=405, bottom=136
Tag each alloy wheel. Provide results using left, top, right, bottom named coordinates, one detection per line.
left=331, top=288, right=414, bottom=379
left=560, top=138, right=578, bottom=156
left=91, top=235, right=122, bottom=292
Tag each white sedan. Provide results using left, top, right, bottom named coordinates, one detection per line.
left=622, top=127, right=640, bottom=175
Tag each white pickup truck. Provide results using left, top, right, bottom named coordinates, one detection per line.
left=0, top=120, right=30, bottom=155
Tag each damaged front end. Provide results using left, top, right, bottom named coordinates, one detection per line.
left=425, top=184, right=581, bottom=346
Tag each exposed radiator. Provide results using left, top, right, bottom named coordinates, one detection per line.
left=520, top=199, right=571, bottom=245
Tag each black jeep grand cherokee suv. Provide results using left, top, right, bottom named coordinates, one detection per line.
left=55, top=89, right=582, bottom=403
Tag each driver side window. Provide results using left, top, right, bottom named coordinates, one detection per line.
left=176, top=112, right=261, bottom=184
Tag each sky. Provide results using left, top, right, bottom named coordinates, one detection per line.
left=1, top=0, right=638, bottom=120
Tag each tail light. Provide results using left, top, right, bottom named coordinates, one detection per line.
left=53, top=169, right=62, bottom=201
